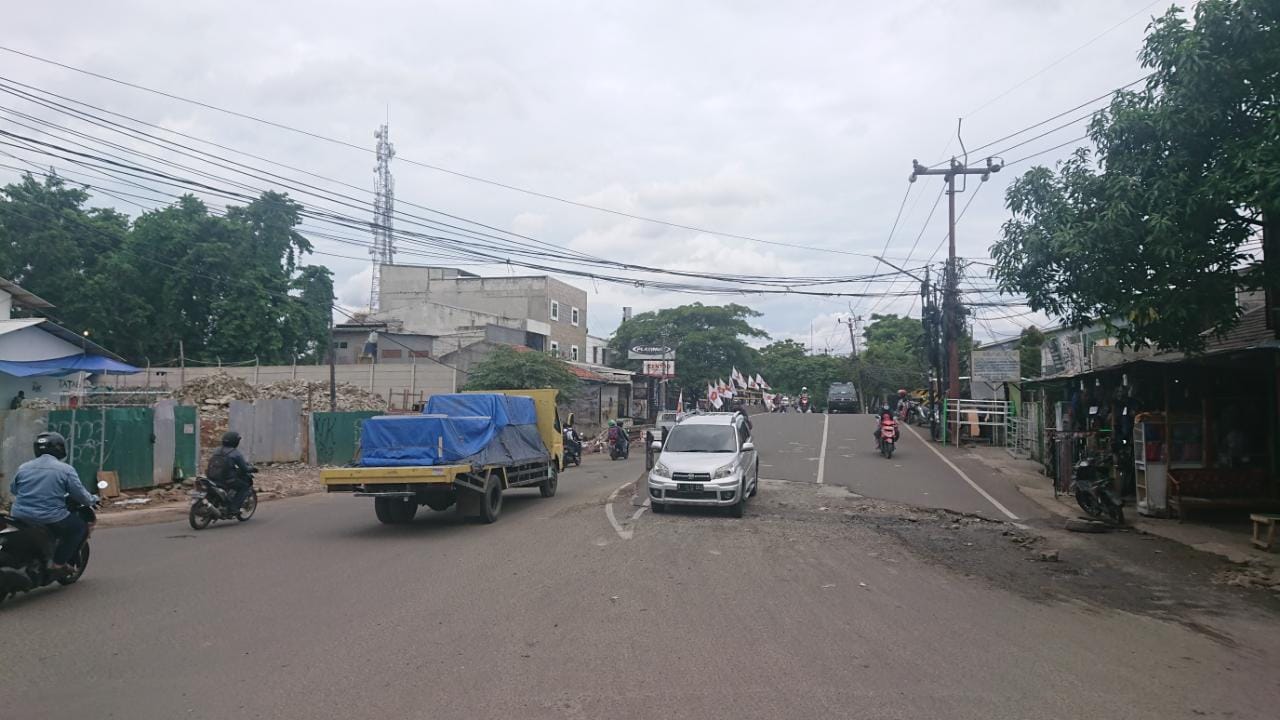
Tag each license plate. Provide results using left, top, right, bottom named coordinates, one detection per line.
left=678, top=483, right=701, bottom=493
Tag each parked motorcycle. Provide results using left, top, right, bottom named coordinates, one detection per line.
left=0, top=481, right=106, bottom=604
left=188, top=470, right=259, bottom=530
left=877, top=419, right=898, bottom=459
left=1072, top=456, right=1124, bottom=525
left=563, top=427, right=583, bottom=467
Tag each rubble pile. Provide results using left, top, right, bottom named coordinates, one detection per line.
left=174, top=372, right=256, bottom=407
left=256, top=379, right=385, bottom=411
left=17, top=397, right=57, bottom=410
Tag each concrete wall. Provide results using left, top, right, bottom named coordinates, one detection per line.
left=331, top=329, right=435, bottom=365
left=112, top=362, right=457, bottom=399
left=0, top=288, right=11, bottom=319
left=378, top=265, right=588, bottom=361
left=0, top=409, right=48, bottom=504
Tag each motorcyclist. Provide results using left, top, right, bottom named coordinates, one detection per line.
left=896, top=388, right=910, bottom=420
left=205, top=431, right=255, bottom=518
left=799, top=386, right=810, bottom=412
left=7, top=431, right=97, bottom=576
left=874, top=404, right=899, bottom=449
left=562, top=418, right=582, bottom=460
left=606, top=420, right=628, bottom=455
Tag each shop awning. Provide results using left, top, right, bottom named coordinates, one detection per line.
left=0, top=353, right=141, bottom=377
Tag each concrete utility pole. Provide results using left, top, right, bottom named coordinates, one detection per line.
left=909, top=157, right=1000, bottom=404
left=840, top=315, right=867, bottom=413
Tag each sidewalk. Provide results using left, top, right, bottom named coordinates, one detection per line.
left=960, top=445, right=1280, bottom=569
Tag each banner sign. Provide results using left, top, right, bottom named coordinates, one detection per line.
left=642, top=360, right=675, bottom=377
left=971, top=349, right=1020, bottom=383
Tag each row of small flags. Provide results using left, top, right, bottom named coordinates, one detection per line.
left=703, top=369, right=770, bottom=409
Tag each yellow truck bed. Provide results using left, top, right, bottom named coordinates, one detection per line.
left=320, top=464, right=464, bottom=486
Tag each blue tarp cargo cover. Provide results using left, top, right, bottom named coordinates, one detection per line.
left=424, top=393, right=538, bottom=425
left=358, top=393, right=549, bottom=468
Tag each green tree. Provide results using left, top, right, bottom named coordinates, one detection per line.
left=0, top=176, right=334, bottom=364
left=463, top=346, right=579, bottom=399
left=858, top=314, right=926, bottom=402
left=0, top=173, right=128, bottom=330
left=608, top=303, right=767, bottom=397
left=756, top=340, right=851, bottom=407
left=1018, top=326, right=1044, bottom=379
left=990, top=0, right=1279, bottom=351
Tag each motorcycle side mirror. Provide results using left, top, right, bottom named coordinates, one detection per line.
left=96, top=480, right=109, bottom=489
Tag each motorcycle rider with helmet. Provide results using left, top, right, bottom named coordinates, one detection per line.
left=606, top=420, right=629, bottom=457
left=873, top=404, right=899, bottom=450
left=205, top=431, right=255, bottom=518
left=7, top=431, right=97, bottom=577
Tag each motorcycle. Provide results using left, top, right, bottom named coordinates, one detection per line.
left=779, top=398, right=791, bottom=413
left=1072, top=456, right=1124, bottom=525
left=798, top=396, right=811, bottom=414
left=188, top=470, right=259, bottom=530
left=0, top=481, right=107, bottom=603
left=563, top=427, right=583, bottom=467
left=608, top=431, right=630, bottom=461
left=877, top=419, right=898, bottom=459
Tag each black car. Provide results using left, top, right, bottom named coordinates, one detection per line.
left=826, top=383, right=860, bottom=414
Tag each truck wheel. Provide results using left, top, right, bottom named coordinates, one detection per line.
left=375, top=497, right=416, bottom=525
left=539, top=466, right=558, bottom=498
left=479, top=473, right=503, bottom=524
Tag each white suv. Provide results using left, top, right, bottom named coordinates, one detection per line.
left=647, top=413, right=758, bottom=517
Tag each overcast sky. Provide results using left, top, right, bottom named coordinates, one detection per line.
left=2, top=0, right=1170, bottom=354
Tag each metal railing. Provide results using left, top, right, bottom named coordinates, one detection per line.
left=942, top=398, right=1010, bottom=447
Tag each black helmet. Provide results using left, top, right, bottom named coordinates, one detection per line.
left=221, top=431, right=241, bottom=448
left=34, top=431, right=68, bottom=460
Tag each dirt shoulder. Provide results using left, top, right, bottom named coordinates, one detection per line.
left=96, top=463, right=325, bottom=528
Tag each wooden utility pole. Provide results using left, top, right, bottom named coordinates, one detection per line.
left=909, top=157, right=1000, bottom=405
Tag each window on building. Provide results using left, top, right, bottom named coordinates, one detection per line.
left=570, top=307, right=580, bottom=326
left=550, top=341, right=560, bottom=357
left=335, top=341, right=349, bottom=349
left=550, top=301, right=560, bottom=321
left=382, top=349, right=402, bottom=359
left=411, top=350, right=432, bottom=358
left=571, top=345, right=579, bottom=361
left=592, top=346, right=598, bottom=364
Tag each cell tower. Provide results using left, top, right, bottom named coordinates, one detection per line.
left=369, top=123, right=396, bottom=312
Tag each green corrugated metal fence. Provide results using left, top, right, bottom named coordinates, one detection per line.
left=312, top=411, right=380, bottom=466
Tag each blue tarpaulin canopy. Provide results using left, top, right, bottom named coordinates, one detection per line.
left=358, top=393, right=548, bottom=468
left=0, top=353, right=141, bottom=378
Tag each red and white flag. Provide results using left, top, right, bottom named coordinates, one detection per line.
left=756, top=373, right=770, bottom=390
left=676, top=391, right=684, bottom=413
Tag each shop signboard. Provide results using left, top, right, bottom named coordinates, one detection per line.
left=971, top=349, right=1020, bottom=383
left=642, top=360, right=675, bottom=377
left=628, top=345, right=674, bottom=361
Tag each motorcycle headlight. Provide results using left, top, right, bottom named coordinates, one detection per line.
left=653, top=462, right=673, bottom=479
left=712, top=464, right=736, bottom=480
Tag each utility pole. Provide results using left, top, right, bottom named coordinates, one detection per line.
left=840, top=315, right=867, bottom=413
left=328, top=315, right=337, bottom=412
left=909, top=157, right=1000, bottom=411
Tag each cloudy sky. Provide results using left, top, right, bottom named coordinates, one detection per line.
left=2, top=0, right=1169, bottom=353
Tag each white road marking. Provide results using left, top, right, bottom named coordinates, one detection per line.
left=605, top=479, right=638, bottom=540
left=902, top=423, right=1020, bottom=521
left=630, top=500, right=649, bottom=521
left=816, top=412, right=830, bottom=485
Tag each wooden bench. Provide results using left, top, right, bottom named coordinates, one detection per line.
left=1252, top=514, right=1280, bottom=551
left=1167, top=469, right=1280, bottom=521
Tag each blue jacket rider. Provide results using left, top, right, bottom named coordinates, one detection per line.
left=9, top=431, right=97, bottom=574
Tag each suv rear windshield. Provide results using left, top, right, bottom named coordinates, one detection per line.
left=664, top=425, right=737, bottom=453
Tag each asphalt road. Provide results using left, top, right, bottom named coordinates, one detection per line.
left=751, top=410, right=1045, bottom=520
left=5, top=417, right=1279, bottom=719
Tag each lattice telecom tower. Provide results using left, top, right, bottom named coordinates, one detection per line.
left=368, top=123, right=396, bottom=312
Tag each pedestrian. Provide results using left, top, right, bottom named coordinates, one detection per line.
left=9, top=390, right=25, bottom=410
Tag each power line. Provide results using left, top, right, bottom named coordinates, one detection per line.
left=962, top=0, right=1163, bottom=118
left=0, top=45, right=898, bottom=260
